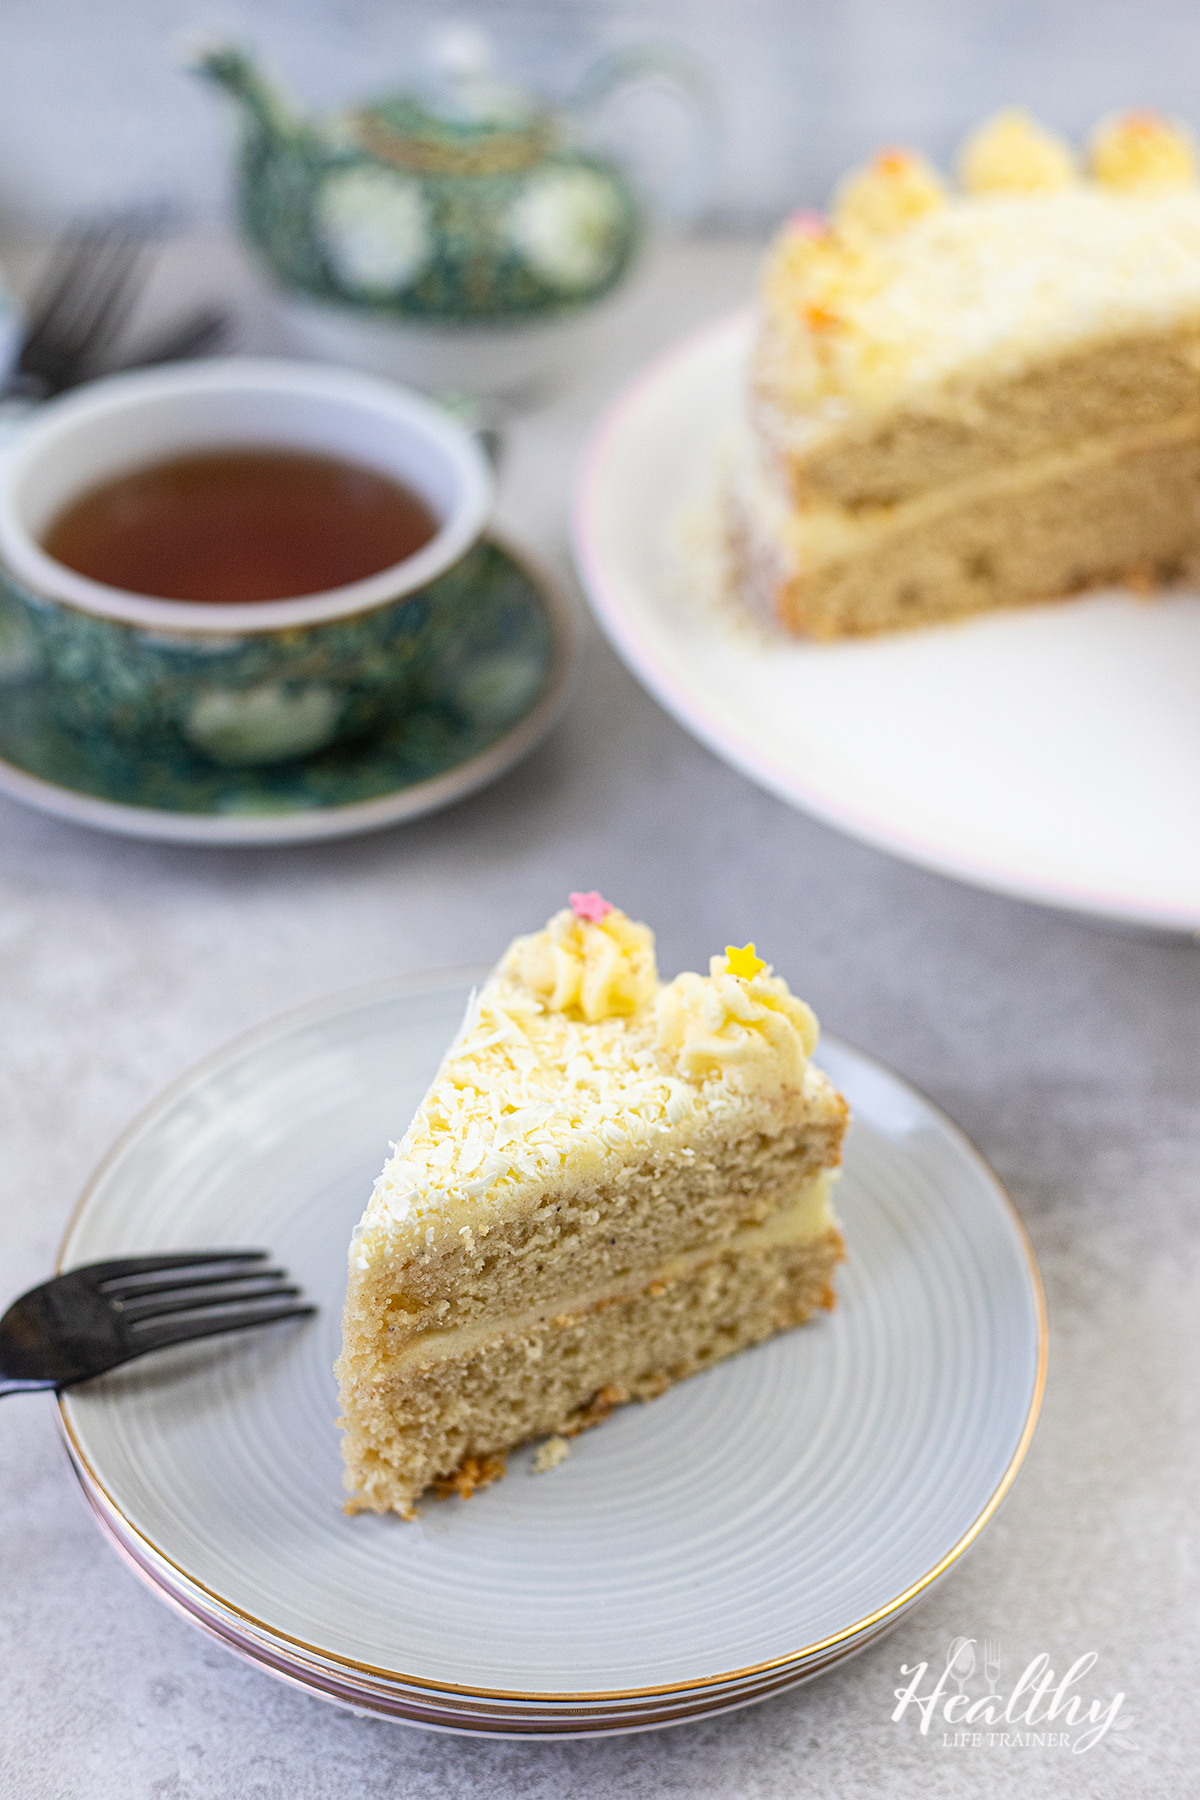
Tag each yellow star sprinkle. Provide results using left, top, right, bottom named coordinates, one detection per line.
left=725, top=942, right=766, bottom=980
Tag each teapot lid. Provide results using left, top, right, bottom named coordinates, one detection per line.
left=355, top=26, right=559, bottom=176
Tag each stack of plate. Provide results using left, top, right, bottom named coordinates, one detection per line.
left=58, top=977, right=1045, bottom=1737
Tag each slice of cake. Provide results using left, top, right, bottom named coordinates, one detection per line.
left=336, top=895, right=848, bottom=1516
left=734, top=108, right=1200, bottom=636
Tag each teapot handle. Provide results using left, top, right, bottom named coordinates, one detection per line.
left=570, top=45, right=720, bottom=226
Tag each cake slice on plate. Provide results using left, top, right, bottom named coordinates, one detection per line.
left=336, top=895, right=848, bottom=1517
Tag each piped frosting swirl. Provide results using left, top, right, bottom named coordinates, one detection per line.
left=1090, top=110, right=1198, bottom=189
left=655, top=955, right=818, bottom=1094
left=959, top=108, right=1077, bottom=194
left=833, top=148, right=947, bottom=238
left=499, top=904, right=657, bottom=1022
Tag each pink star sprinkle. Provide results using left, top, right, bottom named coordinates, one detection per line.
left=789, top=209, right=828, bottom=238
left=569, top=890, right=613, bottom=924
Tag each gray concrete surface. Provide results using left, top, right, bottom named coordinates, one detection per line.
left=1, top=236, right=1195, bottom=1797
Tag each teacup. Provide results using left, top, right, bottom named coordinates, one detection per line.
left=0, top=358, right=492, bottom=767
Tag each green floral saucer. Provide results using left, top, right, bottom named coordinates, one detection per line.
left=0, top=538, right=574, bottom=844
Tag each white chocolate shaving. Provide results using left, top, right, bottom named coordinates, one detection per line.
left=353, top=914, right=824, bottom=1268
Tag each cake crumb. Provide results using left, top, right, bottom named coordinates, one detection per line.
left=1124, top=563, right=1160, bottom=597
left=531, top=1435, right=571, bottom=1474
left=635, top=1372, right=671, bottom=1400
left=431, top=1453, right=507, bottom=1501
left=559, top=1383, right=629, bottom=1437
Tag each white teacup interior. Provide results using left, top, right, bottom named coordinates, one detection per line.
left=0, top=359, right=492, bottom=631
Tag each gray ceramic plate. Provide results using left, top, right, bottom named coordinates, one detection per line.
left=0, top=539, right=574, bottom=844
left=57, top=975, right=1046, bottom=1735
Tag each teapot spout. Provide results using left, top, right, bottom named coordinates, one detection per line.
left=187, top=41, right=299, bottom=144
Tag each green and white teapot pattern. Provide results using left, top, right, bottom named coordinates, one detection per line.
left=193, top=31, right=716, bottom=325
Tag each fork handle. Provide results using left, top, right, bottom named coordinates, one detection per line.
left=0, top=1375, right=59, bottom=1397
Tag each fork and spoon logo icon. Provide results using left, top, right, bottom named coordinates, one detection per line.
left=947, top=1635, right=1003, bottom=1697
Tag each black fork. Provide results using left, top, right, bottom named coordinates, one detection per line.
left=3, top=217, right=231, bottom=403
left=0, top=1252, right=315, bottom=1395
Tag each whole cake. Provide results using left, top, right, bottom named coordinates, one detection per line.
left=736, top=109, right=1200, bottom=636
left=336, top=896, right=848, bottom=1516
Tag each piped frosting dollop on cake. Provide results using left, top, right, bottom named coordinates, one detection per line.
left=655, top=955, right=818, bottom=1091
left=500, top=901, right=657, bottom=1020
left=958, top=109, right=1076, bottom=195
left=832, top=147, right=947, bottom=237
left=1090, top=111, right=1197, bottom=190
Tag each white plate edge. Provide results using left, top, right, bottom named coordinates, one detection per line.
left=571, top=310, right=1200, bottom=937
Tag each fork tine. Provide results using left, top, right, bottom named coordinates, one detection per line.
left=47, top=231, right=143, bottom=369
left=78, top=237, right=147, bottom=361
left=15, top=253, right=95, bottom=389
left=20, top=233, right=100, bottom=344
left=131, top=1300, right=316, bottom=1354
left=122, top=306, right=230, bottom=369
left=98, top=1260, right=277, bottom=1288
left=106, top=1267, right=286, bottom=1296
left=21, top=230, right=117, bottom=343
left=120, top=1281, right=301, bottom=1323
left=17, top=219, right=149, bottom=393
left=86, top=1250, right=270, bottom=1285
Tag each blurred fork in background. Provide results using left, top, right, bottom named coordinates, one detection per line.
left=2, top=214, right=230, bottom=403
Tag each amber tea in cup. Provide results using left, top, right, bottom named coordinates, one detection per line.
left=41, top=447, right=440, bottom=604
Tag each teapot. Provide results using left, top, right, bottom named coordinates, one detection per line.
left=192, top=31, right=717, bottom=404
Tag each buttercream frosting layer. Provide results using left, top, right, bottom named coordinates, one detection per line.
left=732, top=405, right=1200, bottom=577
left=386, top=1171, right=839, bottom=1373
